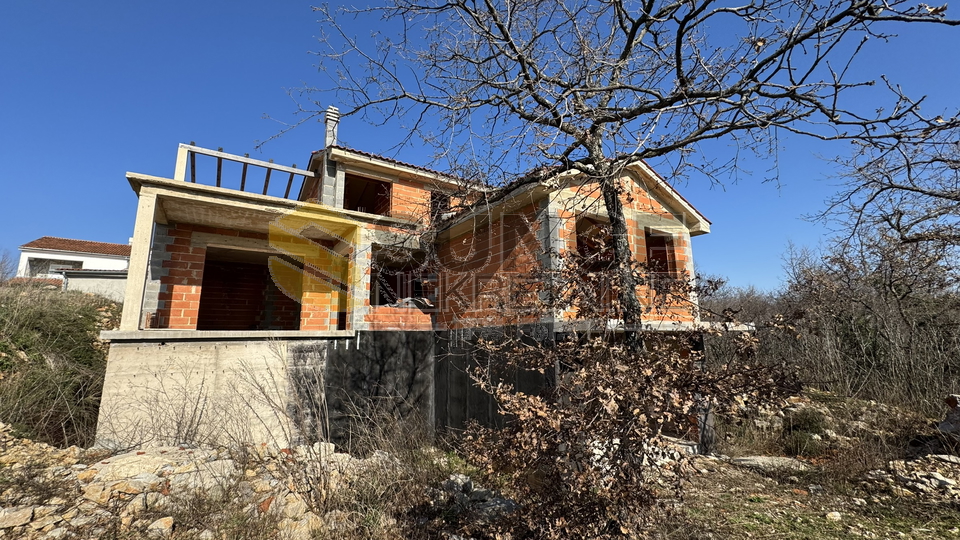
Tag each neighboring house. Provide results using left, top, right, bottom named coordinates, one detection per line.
left=16, top=237, right=130, bottom=301
left=96, top=107, right=710, bottom=448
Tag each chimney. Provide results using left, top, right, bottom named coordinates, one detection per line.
left=324, top=106, right=340, bottom=148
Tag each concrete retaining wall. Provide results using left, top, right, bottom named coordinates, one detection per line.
left=95, top=331, right=435, bottom=450
left=62, top=273, right=127, bottom=302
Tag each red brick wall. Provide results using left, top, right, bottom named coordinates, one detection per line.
left=153, top=223, right=270, bottom=330
left=365, top=305, right=433, bottom=331
left=154, top=225, right=206, bottom=329
left=436, top=203, right=543, bottom=329
left=300, top=261, right=347, bottom=332
left=195, top=261, right=300, bottom=331
left=434, top=175, right=698, bottom=329
left=391, top=179, right=431, bottom=224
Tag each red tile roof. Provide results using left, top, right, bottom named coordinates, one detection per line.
left=318, top=146, right=457, bottom=180
left=19, top=236, right=131, bottom=257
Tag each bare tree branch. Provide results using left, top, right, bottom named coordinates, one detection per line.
left=303, top=0, right=959, bottom=348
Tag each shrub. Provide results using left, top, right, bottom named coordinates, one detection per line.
left=782, top=408, right=827, bottom=436
left=781, top=431, right=824, bottom=457
left=0, top=284, right=120, bottom=446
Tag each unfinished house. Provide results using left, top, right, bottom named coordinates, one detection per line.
left=96, top=107, right=710, bottom=448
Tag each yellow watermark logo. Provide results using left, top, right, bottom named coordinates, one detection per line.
left=266, top=203, right=367, bottom=308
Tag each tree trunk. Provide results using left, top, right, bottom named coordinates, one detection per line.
left=599, top=171, right=645, bottom=352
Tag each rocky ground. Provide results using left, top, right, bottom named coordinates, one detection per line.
left=0, top=424, right=355, bottom=539
left=2, top=390, right=960, bottom=539
left=660, top=391, right=960, bottom=539
left=0, top=422, right=515, bottom=540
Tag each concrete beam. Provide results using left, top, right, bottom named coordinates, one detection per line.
left=101, top=329, right=356, bottom=341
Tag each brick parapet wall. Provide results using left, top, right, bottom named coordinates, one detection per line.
left=364, top=305, right=433, bottom=331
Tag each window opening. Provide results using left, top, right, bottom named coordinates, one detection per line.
left=29, top=259, right=81, bottom=277
left=431, top=191, right=452, bottom=220
left=369, top=249, right=428, bottom=306
left=344, top=174, right=391, bottom=216
left=575, top=217, right=613, bottom=272
left=574, top=216, right=615, bottom=311
left=196, top=248, right=301, bottom=331
left=645, top=229, right=675, bottom=275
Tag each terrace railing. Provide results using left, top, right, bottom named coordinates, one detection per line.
left=173, top=143, right=315, bottom=200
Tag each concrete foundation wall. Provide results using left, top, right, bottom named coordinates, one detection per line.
left=95, top=331, right=435, bottom=450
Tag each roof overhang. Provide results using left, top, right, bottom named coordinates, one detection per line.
left=58, top=269, right=128, bottom=277
left=438, top=162, right=710, bottom=241
left=127, top=172, right=419, bottom=238
left=18, top=247, right=130, bottom=260
left=310, top=147, right=490, bottom=194
left=631, top=161, right=711, bottom=236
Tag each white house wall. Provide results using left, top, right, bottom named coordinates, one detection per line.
left=17, top=249, right=129, bottom=278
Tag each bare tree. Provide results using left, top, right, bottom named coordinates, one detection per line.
left=825, top=131, right=960, bottom=250
left=766, top=226, right=960, bottom=412
left=0, top=250, right=16, bottom=283
left=301, top=0, right=959, bottom=349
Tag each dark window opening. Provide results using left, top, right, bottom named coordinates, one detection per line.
left=575, top=217, right=613, bottom=272
left=645, top=229, right=675, bottom=275
left=370, top=250, right=428, bottom=306
left=344, top=174, right=391, bottom=216
left=196, top=248, right=301, bottom=331
left=29, top=258, right=81, bottom=277
left=575, top=217, right=615, bottom=310
left=431, top=191, right=452, bottom=219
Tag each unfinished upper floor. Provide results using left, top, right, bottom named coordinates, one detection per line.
left=110, top=107, right=710, bottom=339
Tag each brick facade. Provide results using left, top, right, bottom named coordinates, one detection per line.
left=134, top=148, right=705, bottom=334
left=434, top=175, right=699, bottom=330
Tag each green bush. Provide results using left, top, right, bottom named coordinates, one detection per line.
left=0, top=284, right=120, bottom=447
left=782, top=408, right=827, bottom=435
left=780, top=408, right=827, bottom=457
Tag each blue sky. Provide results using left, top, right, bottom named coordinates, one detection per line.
left=2, top=1, right=958, bottom=291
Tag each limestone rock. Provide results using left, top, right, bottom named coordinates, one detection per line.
left=939, top=394, right=960, bottom=434
left=44, top=527, right=70, bottom=539
left=731, top=456, right=812, bottom=473
left=0, top=506, right=35, bottom=528
left=76, top=468, right=98, bottom=483
left=280, top=493, right=310, bottom=519
left=146, top=516, right=174, bottom=538
left=933, top=454, right=960, bottom=466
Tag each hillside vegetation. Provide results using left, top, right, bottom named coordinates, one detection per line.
left=2, top=225, right=960, bottom=537
left=700, top=231, right=960, bottom=417
left=0, top=283, right=120, bottom=448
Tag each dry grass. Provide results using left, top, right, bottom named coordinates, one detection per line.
left=0, top=283, right=121, bottom=447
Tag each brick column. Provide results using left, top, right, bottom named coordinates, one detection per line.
left=299, top=265, right=340, bottom=331
left=156, top=224, right=206, bottom=329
